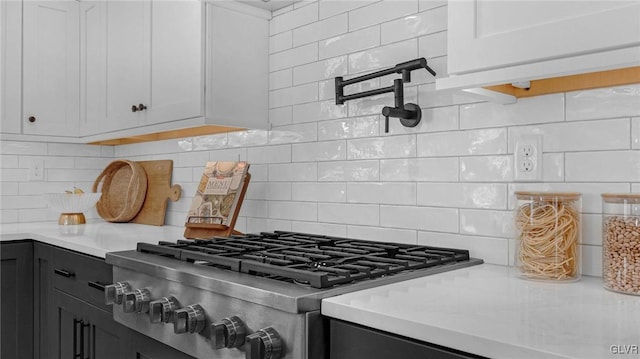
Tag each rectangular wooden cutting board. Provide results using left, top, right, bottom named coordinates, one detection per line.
left=131, top=160, right=181, bottom=226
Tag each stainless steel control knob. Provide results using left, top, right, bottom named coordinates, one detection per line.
left=148, top=296, right=180, bottom=323
left=105, top=282, right=131, bottom=305
left=123, top=288, right=151, bottom=314
left=245, top=327, right=282, bottom=359
left=211, top=316, right=246, bottom=349
left=172, top=304, right=205, bottom=334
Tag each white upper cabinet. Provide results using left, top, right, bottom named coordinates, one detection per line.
left=205, top=3, right=268, bottom=130
left=22, top=0, right=80, bottom=136
left=438, top=0, right=640, bottom=92
left=81, top=0, right=201, bottom=136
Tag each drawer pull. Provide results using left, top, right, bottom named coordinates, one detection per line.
left=88, top=281, right=106, bottom=292
left=54, top=268, right=75, bottom=278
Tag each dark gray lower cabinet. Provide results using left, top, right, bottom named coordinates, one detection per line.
left=54, top=289, right=127, bottom=359
left=1, top=241, right=34, bottom=359
left=329, top=319, right=486, bottom=359
left=1, top=240, right=196, bottom=359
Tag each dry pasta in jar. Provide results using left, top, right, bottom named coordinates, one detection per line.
left=601, top=193, right=640, bottom=295
left=514, top=191, right=581, bottom=281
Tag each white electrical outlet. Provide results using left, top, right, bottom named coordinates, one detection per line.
left=28, top=158, right=44, bottom=181
left=514, top=135, right=543, bottom=182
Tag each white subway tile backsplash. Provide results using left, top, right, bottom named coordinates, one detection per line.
left=508, top=118, right=631, bottom=153
left=417, top=183, right=507, bottom=209
left=460, top=209, right=513, bottom=238
left=418, top=231, right=509, bottom=265
left=381, top=6, right=446, bottom=45
left=566, top=84, right=640, bottom=121
left=248, top=164, right=268, bottom=182
left=247, top=145, right=291, bottom=164
left=381, top=205, right=458, bottom=232
left=270, top=107, right=293, bottom=126
left=319, top=0, right=376, bottom=20
left=348, top=135, right=416, bottom=159
left=319, top=26, right=380, bottom=60
left=417, top=128, right=507, bottom=157
left=270, top=69, right=293, bottom=90
left=318, top=115, right=379, bottom=140
left=347, top=182, right=416, bottom=205
left=380, top=157, right=457, bottom=182
left=293, top=56, right=348, bottom=86
left=247, top=218, right=292, bottom=233
left=1, top=182, right=18, bottom=195
left=269, top=123, right=317, bottom=145
left=74, top=157, right=111, bottom=170
left=318, top=79, right=335, bottom=100
left=460, top=94, right=564, bottom=129
left=1, top=209, right=18, bottom=224
left=1, top=195, right=45, bottom=209
left=460, top=156, right=513, bottom=182
left=269, top=162, right=318, bottom=182
left=582, top=245, right=603, bottom=277
left=270, top=201, right=318, bottom=221
left=48, top=143, right=103, bottom=157
left=317, top=160, right=379, bottom=181
left=291, top=220, right=347, bottom=237
left=1, top=169, right=29, bottom=181
left=269, top=31, right=293, bottom=54
left=247, top=182, right=291, bottom=201
left=208, top=148, right=247, bottom=162
left=270, top=43, right=318, bottom=72
left=292, top=182, right=346, bottom=202
left=270, top=83, right=319, bottom=108
left=1, top=141, right=47, bottom=155
left=633, top=117, right=639, bottom=149
left=47, top=169, right=100, bottom=182
left=1, top=155, right=18, bottom=168
left=418, top=31, right=447, bottom=59
left=318, top=203, right=379, bottom=225
left=582, top=213, right=602, bottom=246
left=348, top=0, right=418, bottom=31
left=292, top=140, right=346, bottom=162
left=177, top=151, right=209, bottom=168
left=347, top=225, right=417, bottom=244
left=293, top=13, right=348, bottom=47
left=239, top=200, right=268, bottom=218
left=270, top=2, right=318, bottom=35
left=227, top=130, right=269, bottom=148
left=419, top=0, right=446, bottom=11
left=295, top=0, right=318, bottom=9
left=172, top=167, right=193, bottom=183
left=565, top=151, right=640, bottom=182
left=18, top=208, right=55, bottom=222
left=293, top=100, right=348, bottom=124
left=349, top=39, right=418, bottom=74
left=633, top=184, right=640, bottom=192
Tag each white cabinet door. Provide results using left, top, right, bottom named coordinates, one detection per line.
left=80, top=1, right=106, bottom=136
left=101, top=0, right=150, bottom=133
left=145, top=0, right=203, bottom=126
left=448, top=1, right=640, bottom=75
left=206, top=4, right=268, bottom=130
left=23, top=0, right=80, bottom=136
left=1, top=0, right=22, bottom=134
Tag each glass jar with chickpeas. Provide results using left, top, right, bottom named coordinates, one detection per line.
left=601, top=193, right=640, bottom=295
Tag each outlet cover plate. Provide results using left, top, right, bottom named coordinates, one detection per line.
left=514, top=134, right=543, bottom=182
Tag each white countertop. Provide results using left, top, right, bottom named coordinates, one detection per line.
left=322, top=264, right=640, bottom=359
left=0, top=220, right=185, bottom=258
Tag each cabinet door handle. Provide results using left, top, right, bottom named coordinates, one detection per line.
left=28, top=116, right=36, bottom=123
left=131, top=105, right=139, bottom=112
left=73, top=319, right=82, bottom=358
left=137, top=104, right=147, bottom=111
left=82, top=321, right=90, bottom=359
left=54, top=268, right=75, bottom=278
left=87, top=281, right=105, bottom=292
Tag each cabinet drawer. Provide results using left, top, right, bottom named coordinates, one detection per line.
left=53, top=248, right=112, bottom=311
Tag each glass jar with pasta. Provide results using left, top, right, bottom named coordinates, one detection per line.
left=601, top=193, right=640, bottom=295
left=514, top=191, right=582, bottom=282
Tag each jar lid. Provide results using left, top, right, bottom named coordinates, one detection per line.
left=515, top=191, right=581, bottom=201
left=601, top=193, right=640, bottom=204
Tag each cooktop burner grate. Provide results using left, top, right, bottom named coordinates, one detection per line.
left=137, top=231, right=470, bottom=289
